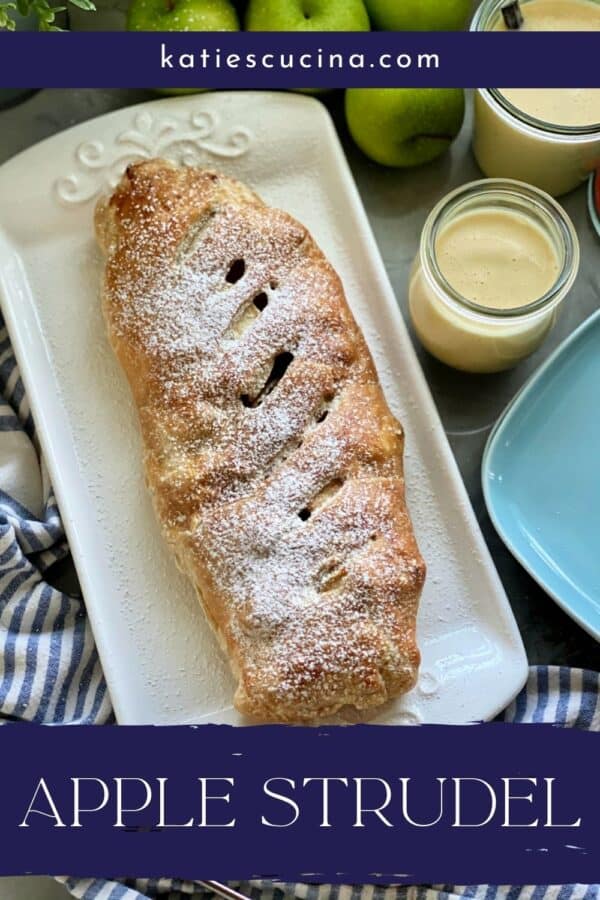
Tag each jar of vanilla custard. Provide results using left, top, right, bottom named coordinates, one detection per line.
left=471, top=0, right=600, bottom=196
left=408, top=180, right=580, bottom=373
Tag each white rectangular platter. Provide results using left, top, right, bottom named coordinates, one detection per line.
left=0, top=92, right=527, bottom=725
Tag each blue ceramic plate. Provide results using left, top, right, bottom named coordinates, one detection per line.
left=483, top=310, right=600, bottom=642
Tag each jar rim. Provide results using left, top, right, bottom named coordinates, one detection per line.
left=419, top=178, right=580, bottom=320
left=485, top=88, right=600, bottom=137
left=470, top=0, right=600, bottom=135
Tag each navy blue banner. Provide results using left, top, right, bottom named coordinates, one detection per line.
left=0, top=722, right=597, bottom=883
left=0, top=31, right=598, bottom=89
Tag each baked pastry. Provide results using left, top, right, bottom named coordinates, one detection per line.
left=95, top=159, right=425, bottom=723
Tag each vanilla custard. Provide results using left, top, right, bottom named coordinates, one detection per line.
left=497, top=0, right=600, bottom=30
left=496, top=0, right=600, bottom=128
left=435, top=207, right=560, bottom=310
left=408, top=181, right=579, bottom=374
left=473, top=0, right=600, bottom=194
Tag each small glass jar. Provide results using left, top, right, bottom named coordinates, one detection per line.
left=471, top=0, right=600, bottom=197
left=408, top=179, right=580, bottom=374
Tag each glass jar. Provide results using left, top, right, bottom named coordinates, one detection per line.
left=408, top=180, right=580, bottom=374
left=471, top=0, right=600, bottom=197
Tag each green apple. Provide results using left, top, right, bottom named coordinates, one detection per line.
left=246, top=0, right=370, bottom=32
left=364, top=0, right=472, bottom=31
left=127, top=0, right=239, bottom=32
left=345, top=88, right=465, bottom=168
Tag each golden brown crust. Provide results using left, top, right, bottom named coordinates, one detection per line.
left=96, top=159, right=425, bottom=722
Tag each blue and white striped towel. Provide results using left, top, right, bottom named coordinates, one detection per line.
left=0, top=313, right=597, bottom=900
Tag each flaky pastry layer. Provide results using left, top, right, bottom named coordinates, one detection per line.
left=96, top=159, right=425, bottom=722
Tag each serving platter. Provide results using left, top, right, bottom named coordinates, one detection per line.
left=0, top=92, right=527, bottom=724
left=483, top=309, right=600, bottom=643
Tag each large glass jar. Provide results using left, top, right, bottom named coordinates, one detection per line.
left=471, top=0, right=600, bottom=197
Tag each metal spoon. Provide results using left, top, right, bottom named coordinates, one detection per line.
left=197, top=881, right=253, bottom=900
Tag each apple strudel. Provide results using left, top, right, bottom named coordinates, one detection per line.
left=95, top=159, right=425, bottom=722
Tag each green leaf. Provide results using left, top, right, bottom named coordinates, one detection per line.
left=0, top=1, right=16, bottom=27
left=68, top=0, right=95, bottom=11
left=32, top=0, right=56, bottom=26
left=16, top=0, right=29, bottom=15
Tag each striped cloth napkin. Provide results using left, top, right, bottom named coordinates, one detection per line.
left=0, top=313, right=598, bottom=900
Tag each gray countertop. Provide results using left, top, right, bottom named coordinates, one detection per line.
left=1, top=88, right=598, bottom=671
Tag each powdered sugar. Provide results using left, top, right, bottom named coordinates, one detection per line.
left=100, top=161, right=424, bottom=722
